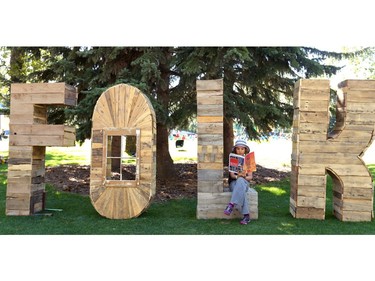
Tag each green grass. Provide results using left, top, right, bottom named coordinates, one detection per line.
left=45, top=145, right=90, bottom=166
left=1, top=150, right=375, bottom=234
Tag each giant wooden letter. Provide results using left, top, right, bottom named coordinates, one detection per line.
left=290, top=79, right=375, bottom=221
left=90, top=84, right=156, bottom=219
left=196, top=79, right=258, bottom=219
left=6, top=83, right=77, bottom=215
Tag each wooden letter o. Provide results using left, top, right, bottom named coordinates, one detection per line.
left=90, top=84, right=156, bottom=219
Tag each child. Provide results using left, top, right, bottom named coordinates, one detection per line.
left=224, top=139, right=253, bottom=225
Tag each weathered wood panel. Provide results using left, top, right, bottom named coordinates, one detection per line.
left=6, top=83, right=77, bottom=216
left=196, top=79, right=258, bottom=220
left=90, top=84, right=156, bottom=219
left=290, top=79, right=375, bottom=221
left=11, top=83, right=77, bottom=106
left=197, top=189, right=258, bottom=219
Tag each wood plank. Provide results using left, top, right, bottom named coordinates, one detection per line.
left=197, top=169, right=223, bottom=181
left=338, top=79, right=375, bottom=90
left=197, top=181, right=224, bottom=193
left=337, top=210, right=372, bottom=222
left=329, top=129, right=373, bottom=141
left=339, top=176, right=373, bottom=188
left=296, top=195, right=325, bottom=209
left=347, top=112, right=375, bottom=125
left=10, top=135, right=64, bottom=146
left=295, top=185, right=326, bottom=198
left=123, top=86, right=136, bottom=127
left=197, top=162, right=223, bottom=170
left=11, top=82, right=65, bottom=94
left=296, top=174, right=326, bottom=186
left=295, top=79, right=330, bottom=90
left=6, top=182, right=31, bottom=194
left=9, top=114, right=37, bottom=125
left=297, top=122, right=328, bottom=134
left=345, top=90, right=375, bottom=102
left=340, top=187, right=373, bottom=200
left=6, top=194, right=31, bottom=210
left=197, top=116, right=223, bottom=123
left=6, top=209, right=31, bottom=216
left=90, top=84, right=156, bottom=219
left=298, top=133, right=328, bottom=141
left=197, top=204, right=258, bottom=220
left=299, top=90, right=330, bottom=101
left=346, top=102, right=375, bottom=113
left=328, top=164, right=372, bottom=177
left=294, top=207, right=325, bottom=220
left=196, top=79, right=223, bottom=91
left=197, top=190, right=258, bottom=219
left=10, top=124, right=74, bottom=136
left=9, top=103, right=34, bottom=115
left=197, top=104, right=223, bottom=116
left=298, top=141, right=367, bottom=154
left=198, top=134, right=223, bottom=145
left=198, top=123, right=223, bottom=134
left=197, top=94, right=223, bottom=105
left=10, top=93, right=65, bottom=104
left=296, top=100, right=329, bottom=112
left=297, top=153, right=367, bottom=165
left=198, top=190, right=258, bottom=204
left=341, top=198, right=373, bottom=212
left=297, top=111, right=329, bottom=124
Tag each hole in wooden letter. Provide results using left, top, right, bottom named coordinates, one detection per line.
left=106, top=135, right=137, bottom=181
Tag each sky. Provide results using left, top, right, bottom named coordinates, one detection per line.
left=2, top=1, right=375, bottom=47
left=1, top=1, right=375, bottom=280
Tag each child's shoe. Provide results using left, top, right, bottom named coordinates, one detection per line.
left=224, top=203, right=234, bottom=215
left=240, top=215, right=251, bottom=225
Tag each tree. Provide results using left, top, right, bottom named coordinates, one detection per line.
left=174, top=47, right=346, bottom=163
left=44, top=47, right=178, bottom=181
left=0, top=46, right=350, bottom=179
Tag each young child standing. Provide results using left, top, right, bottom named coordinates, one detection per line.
left=224, top=139, right=253, bottom=225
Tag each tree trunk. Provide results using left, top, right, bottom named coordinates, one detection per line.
left=156, top=47, right=176, bottom=182
left=125, top=136, right=136, bottom=156
left=10, top=47, right=25, bottom=83
left=156, top=122, right=175, bottom=181
left=110, top=135, right=121, bottom=173
left=223, top=117, right=234, bottom=166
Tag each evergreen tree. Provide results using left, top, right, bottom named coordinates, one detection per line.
left=174, top=47, right=346, bottom=162
left=0, top=46, right=352, bottom=180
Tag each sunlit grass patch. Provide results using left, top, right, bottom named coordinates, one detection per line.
left=259, top=186, right=287, bottom=196
left=46, top=143, right=90, bottom=166
left=172, top=156, right=197, bottom=163
left=368, top=164, right=375, bottom=177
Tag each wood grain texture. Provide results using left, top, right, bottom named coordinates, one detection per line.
left=6, top=83, right=77, bottom=216
left=196, top=79, right=258, bottom=219
left=290, top=79, right=375, bottom=221
left=90, top=84, right=156, bottom=219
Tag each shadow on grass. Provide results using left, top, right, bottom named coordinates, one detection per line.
left=1, top=164, right=375, bottom=235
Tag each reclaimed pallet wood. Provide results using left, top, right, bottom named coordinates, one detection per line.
left=290, top=79, right=375, bottom=222
left=6, top=83, right=77, bottom=216
left=196, top=79, right=258, bottom=220
left=197, top=189, right=258, bottom=219
left=90, top=84, right=156, bottom=219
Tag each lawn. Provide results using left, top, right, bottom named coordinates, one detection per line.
left=1, top=149, right=375, bottom=234
left=1, top=142, right=374, bottom=280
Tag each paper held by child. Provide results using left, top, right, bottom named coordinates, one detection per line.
left=228, top=152, right=256, bottom=173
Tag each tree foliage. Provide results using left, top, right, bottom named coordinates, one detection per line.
left=0, top=46, right=350, bottom=178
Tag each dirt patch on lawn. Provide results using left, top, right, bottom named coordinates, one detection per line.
left=45, top=163, right=290, bottom=202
